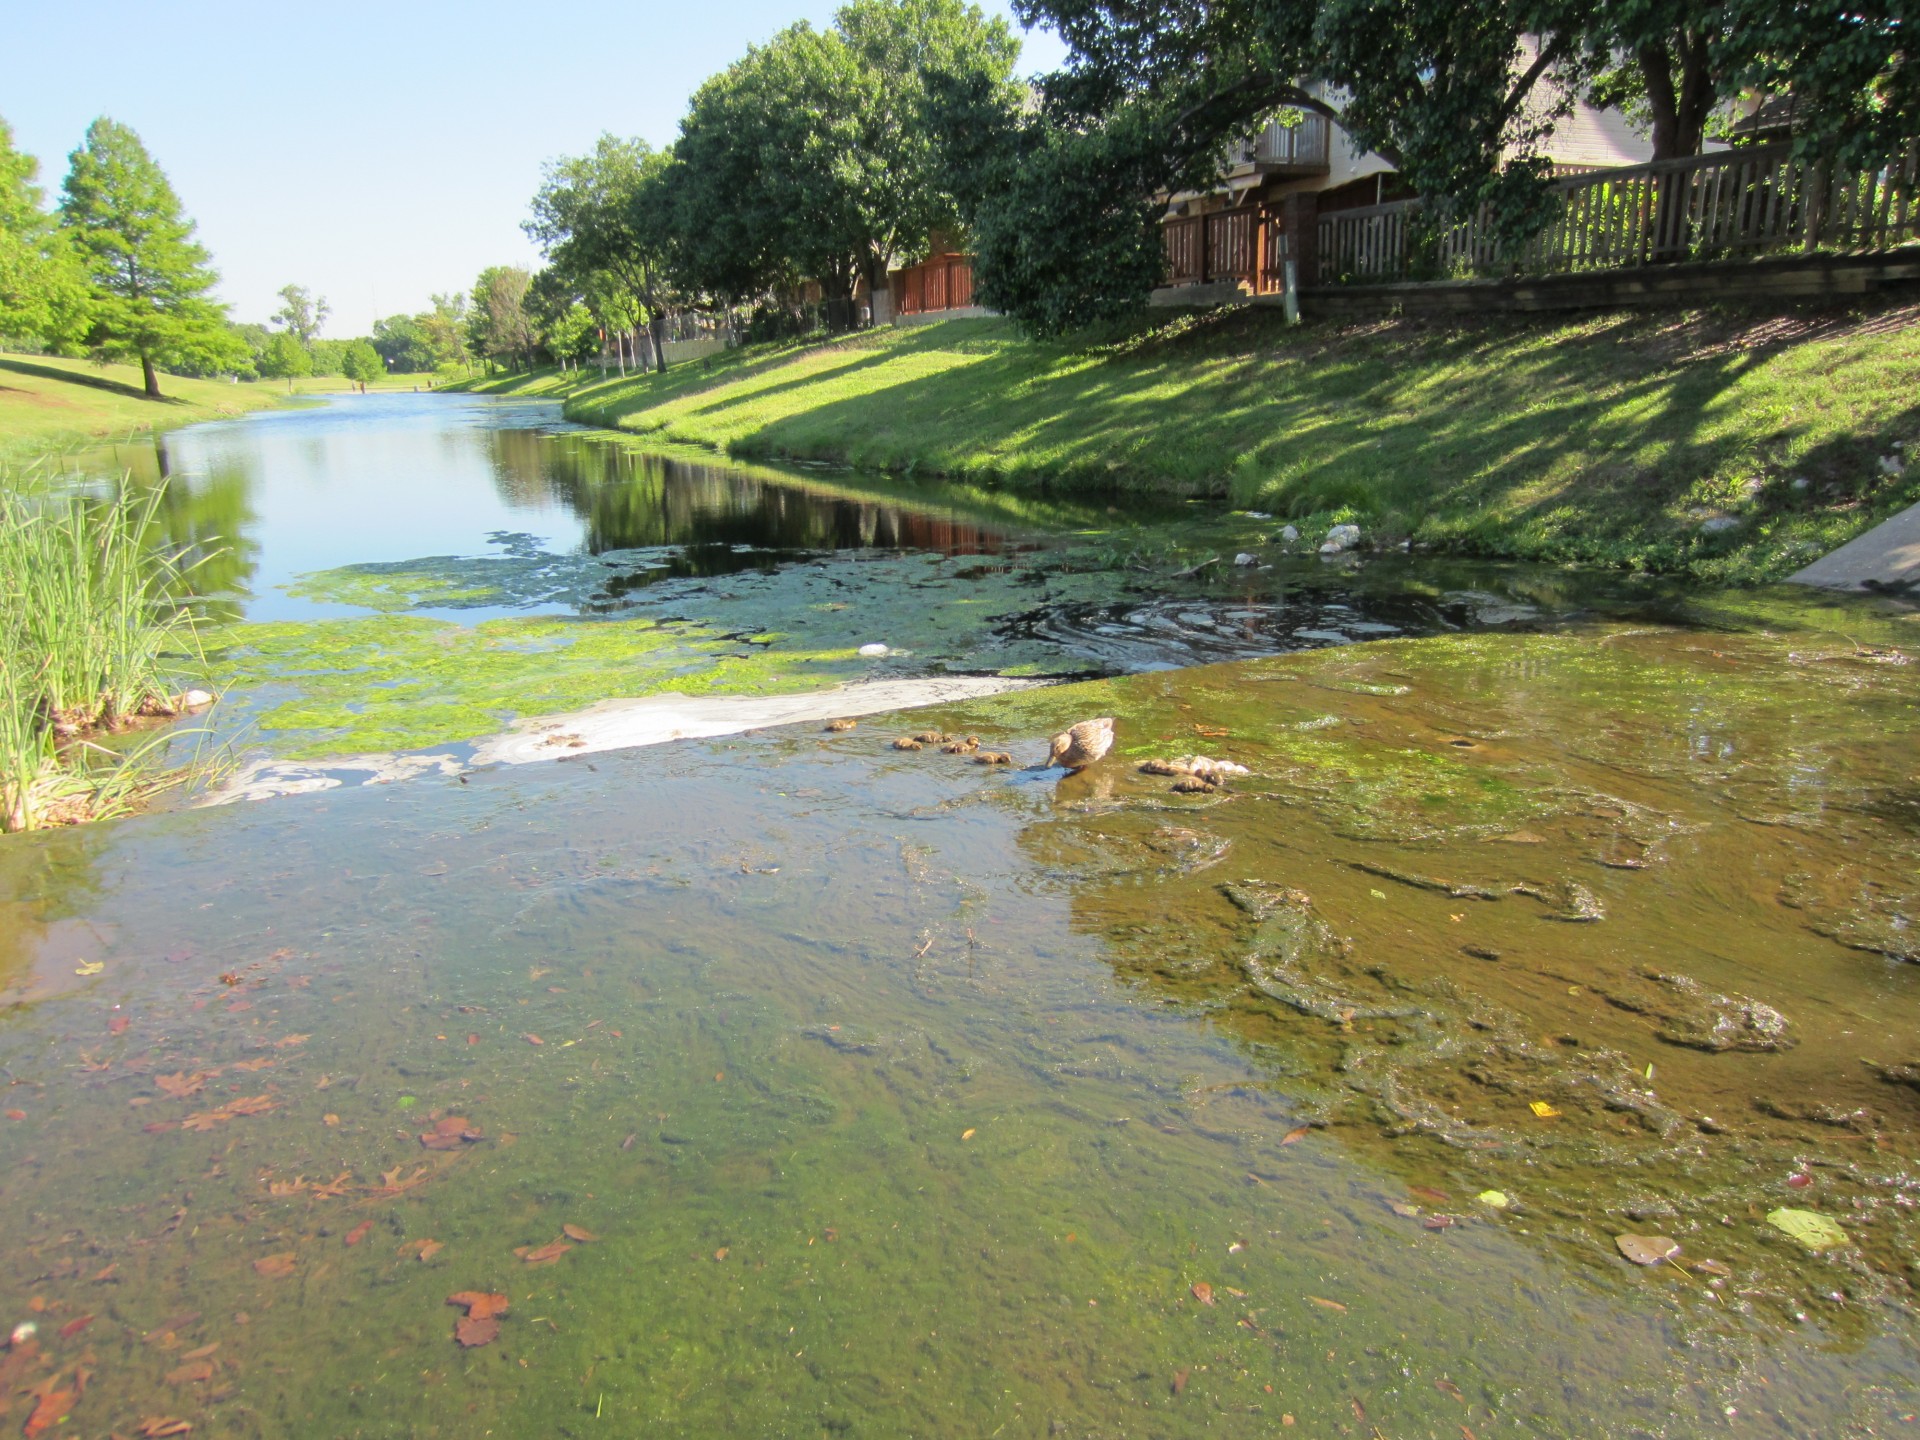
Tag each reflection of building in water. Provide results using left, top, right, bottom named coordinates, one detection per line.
left=487, top=430, right=1016, bottom=578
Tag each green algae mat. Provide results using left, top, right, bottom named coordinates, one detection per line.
left=1, top=610, right=1917, bottom=1436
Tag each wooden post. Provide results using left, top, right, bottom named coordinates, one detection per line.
left=1280, top=191, right=1321, bottom=287
left=1282, top=260, right=1300, bottom=325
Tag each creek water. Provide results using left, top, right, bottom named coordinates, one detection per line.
left=3, top=395, right=1917, bottom=1436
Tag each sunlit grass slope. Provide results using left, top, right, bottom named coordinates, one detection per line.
left=467, top=305, right=1920, bottom=581
left=0, top=354, right=295, bottom=458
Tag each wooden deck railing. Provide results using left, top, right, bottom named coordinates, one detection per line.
left=1226, top=114, right=1332, bottom=170
left=1316, top=141, right=1920, bottom=284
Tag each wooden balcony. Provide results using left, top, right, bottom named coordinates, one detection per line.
left=1224, top=114, right=1331, bottom=178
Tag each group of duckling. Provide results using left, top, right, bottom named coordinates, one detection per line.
left=825, top=714, right=1245, bottom=795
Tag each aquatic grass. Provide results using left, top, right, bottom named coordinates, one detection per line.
left=0, top=472, right=218, bottom=831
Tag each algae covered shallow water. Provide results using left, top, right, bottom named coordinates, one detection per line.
left=1, top=600, right=1918, bottom=1436
left=5, top=394, right=1916, bottom=1435
left=57, top=392, right=1710, bottom=768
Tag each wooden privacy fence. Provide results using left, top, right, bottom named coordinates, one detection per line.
left=896, top=254, right=975, bottom=314
left=1316, top=141, right=1920, bottom=284
left=1163, top=208, right=1289, bottom=289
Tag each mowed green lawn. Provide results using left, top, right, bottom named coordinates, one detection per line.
left=467, top=304, right=1920, bottom=581
left=0, top=354, right=431, bottom=460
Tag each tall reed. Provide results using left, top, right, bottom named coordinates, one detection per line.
left=0, top=475, right=213, bottom=832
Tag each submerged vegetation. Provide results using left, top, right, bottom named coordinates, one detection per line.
left=0, top=471, right=213, bottom=830
left=456, top=304, right=1920, bottom=583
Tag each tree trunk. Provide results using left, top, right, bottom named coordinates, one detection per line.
left=1639, top=33, right=1713, bottom=162
left=649, top=312, right=670, bottom=373
left=141, top=353, right=162, bottom=399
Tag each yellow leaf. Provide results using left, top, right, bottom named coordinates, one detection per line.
left=1529, top=1101, right=1562, bottom=1118
left=74, top=961, right=104, bottom=977
left=961, top=1128, right=977, bottom=1141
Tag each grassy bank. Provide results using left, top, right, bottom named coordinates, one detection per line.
left=458, top=305, right=1920, bottom=582
left=0, top=354, right=434, bottom=462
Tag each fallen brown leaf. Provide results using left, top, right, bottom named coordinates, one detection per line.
left=515, top=1238, right=573, bottom=1265
left=1281, top=1126, right=1310, bottom=1145
left=323, top=1113, right=340, bottom=1127
left=523, top=1033, right=543, bottom=1046
left=713, top=1247, right=729, bottom=1262
left=154, top=1072, right=205, bottom=1099
left=1172, top=1368, right=1190, bottom=1396
left=108, top=1015, right=131, bottom=1035
left=561, top=1224, right=598, bottom=1243
left=275, top=1034, right=310, bottom=1048
left=345, top=1220, right=373, bottom=1247
left=454, top=1316, right=500, bottom=1348
left=230, top=1056, right=275, bottom=1072
left=1308, top=1296, right=1347, bottom=1313
left=252, top=1253, right=296, bottom=1279
left=136, top=1420, right=192, bottom=1438
left=1191, top=1282, right=1215, bottom=1306
left=1436, top=1378, right=1465, bottom=1402
left=57, top=1314, right=94, bottom=1340
left=414, top=1239, right=444, bottom=1262
left=22, top=1378, right=75, bottom=1437
left=447, top=1292, right=509, bottom=1320
left=164, top=1359, right=214, bottom=1385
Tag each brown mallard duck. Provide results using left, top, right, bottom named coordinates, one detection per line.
left=1046, top=717, right=1115, bottom=773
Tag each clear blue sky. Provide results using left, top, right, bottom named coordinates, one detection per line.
left=1, top=0, right=1065, bottom=336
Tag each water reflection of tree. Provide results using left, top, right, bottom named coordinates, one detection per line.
left=59, top=436, right=262, bottom=621
left=484, top=429, right=1014, bottom=567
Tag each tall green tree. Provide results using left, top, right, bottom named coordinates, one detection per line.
left=526, top=135, right=680, bottom=371
left=666, top=0, right=1021, bottom=315
left=466, top=265, right=536, bottom=370
left=58, top=118, right=242, bottom=397
left=272, top=283, right=329, bottom=343
left=257, top=329, right=311, bottom=385
left=341, top=338, right=385, bottom=391
left=0, top=115, right=90, bottom=346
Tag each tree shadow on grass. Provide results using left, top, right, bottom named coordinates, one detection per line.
left=707, top=303, right=1919, bottom=575
left=0, top=356, right=189, bottom=407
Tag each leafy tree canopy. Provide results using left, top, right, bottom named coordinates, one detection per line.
left=665, top=0, right=1022, bottom=309
left=0, top=114, right=90, bottom=347
left=257, top=329, right=311, bottom=381
left=526, top=135, right=678, bottom=369
left=342, top=338, right=385, bottom=387
left=272, top=283, right=329, bottom=343
left=467, top=265, right=537, bottom=370
left=58, top=117, right=243, bottom=396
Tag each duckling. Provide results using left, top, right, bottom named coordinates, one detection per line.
left=1171, top=775, right=1218, bottom=794
left=892, top=737, right=924, bottom=751
left=941, top=735, right=980, bottom=754
left=910, top=729, right=949, bottom=745
left=974, top=751, right=1014, bottom=766
left=1139, top=757, right=1189, bottom=776
left=1046, top=717, right=1115, bottom=773
left=824, top=718, right=857, bottom=733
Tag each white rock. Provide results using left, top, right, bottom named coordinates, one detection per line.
left=1244, top=510, right=1272, bottom=520
left=181, top=688, right=216, bottom=710
left=1699, top=516, right=1739, bottom=534
left=1879, top=454, right=1907, bottom=477
left=1742, top=477, right=1765, bottom=498
left=1790, top=477, right=1810, bottom=491
left=1279, top=524, right=1299, bottom=542
left=1233, top=552, right=1258, bottom=567
left=857, top=643, right=890, bottom=658
left=1321, top=523, right=1362, bottom=553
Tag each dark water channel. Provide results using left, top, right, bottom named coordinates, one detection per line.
left=2, top=395, right=1916, bottom=1435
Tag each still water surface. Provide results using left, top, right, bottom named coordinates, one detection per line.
left=2, top=395, right=1914, bottom=1435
